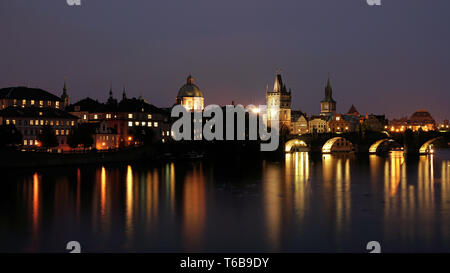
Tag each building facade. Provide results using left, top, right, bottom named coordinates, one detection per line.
left=309, top=115, right=328, bottom=133
left=68, top=90, right=172, bottom=147
left=93, top=120, right=119, bottom=150
left=291, top=111, right=308, bottom=134
left=0, top=106, right=77, bottom=150
left=327, top=114, right=352, bottom=133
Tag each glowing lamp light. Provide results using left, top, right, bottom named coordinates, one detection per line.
left=252, top=107, right=260, bottom=114
left=128, top=136, right=132, bottom=141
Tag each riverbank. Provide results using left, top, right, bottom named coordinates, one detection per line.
left=0, top=146, right=157, bottom=168
left=0, top=141, right=279, bottom=168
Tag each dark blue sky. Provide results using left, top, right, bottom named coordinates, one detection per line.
left=1, top=0, right=449, bottom=121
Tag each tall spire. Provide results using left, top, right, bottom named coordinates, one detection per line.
left=322, top=75, right=335, bottom=103
left=61, top=78, right=69, bottom=108
left=273, top=72, right=283, bottom=93
left=122, top=85, right=127, bottom=100
left=62, top=78, right=67, bottom=95
left=109, top=82, right=113, bottom=98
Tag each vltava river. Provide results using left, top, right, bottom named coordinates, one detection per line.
left=1, top=150, right=450, bottom=252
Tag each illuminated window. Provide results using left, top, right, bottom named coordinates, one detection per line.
left=94, top=114, right=98, bottom=119
left=50, top=121, right=54, bottom=126
left=31, top=100, right=35, bottom=105
left=56, top=130, right=59, bottom=135
left=154, top=122, right=158, bottom=127
left=24, top=140, right=27, bottom=146
left=141, top=121, right=146, bottom=126
left=40, top=120, right=43, bottom=125
left=128, top=121, right=133, bottom=127
left=106, top=114, right=111, bottom=119
left=39, top=101, right=43, bottom=107
left=147, top=114, right=152, bottom=119
left=83, top=115, right=87, bottom=120
left=47, top=101, right=51, bottom=106
left=30, top=120, right=34, bottom=125
left=135, top=121, right=139, bottom=126
left=128, top=113, right=133, bottom=119
left=147, top=122, right=152, bottom=127
left=71, top=121, right=75, bottom=126
left=6, top=119, right=10, bottom=125
left=22, top=99, right=26, bottom=105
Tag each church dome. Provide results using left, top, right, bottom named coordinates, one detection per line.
left=177, top=75, right=203, bottom=98
left=409, top=110, right=435, bottom=124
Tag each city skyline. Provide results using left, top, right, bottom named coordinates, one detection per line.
left=1, top=0, right=449, bottom=121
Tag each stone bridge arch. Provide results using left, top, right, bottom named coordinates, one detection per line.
left=285, top=139, right=309, bottom=152
left=322, top=137, right=354, bottom=153
left=369, top=138, right=401, bottom=153
left=419, top=137, right=443, bottom=154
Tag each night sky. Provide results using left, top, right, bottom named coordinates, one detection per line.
left=1, top=0, right=449, bottom=121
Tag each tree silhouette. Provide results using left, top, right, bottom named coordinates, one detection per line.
left=68, top=123, right=94, bottom=149
left=38, top=125, right=58, bottom=148
left=0, top=124, right=22, bottom=148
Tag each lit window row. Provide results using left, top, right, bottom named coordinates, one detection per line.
left=5, top=119, right=75, bottom=126
left=56, top=130, right=70, bottom=136
left=12, top=100, right=59, bottom=108
left=128, top=121, right=158, bottom=127
left=23, top=139, right=39, bottom=146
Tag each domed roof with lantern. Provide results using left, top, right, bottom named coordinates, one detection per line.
left=177, top=75, right=203, bottom=98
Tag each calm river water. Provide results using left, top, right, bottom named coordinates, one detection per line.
left=1, top=150, right=450, bottom=253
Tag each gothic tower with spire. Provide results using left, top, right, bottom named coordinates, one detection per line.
left=107, top=83, right=117, bottom=106
left=320, top=77, right=336, bottom=117
left=61, top=79, right=70, bottom=109
left=266, top=71, right=291, bottom=129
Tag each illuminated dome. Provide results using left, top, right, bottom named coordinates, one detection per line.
left=409, top=110, right=435, bottom=124
left=177, top=75, right=203, bottom=98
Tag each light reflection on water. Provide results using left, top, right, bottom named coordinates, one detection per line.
left=1, top=150, right=450, bottom=252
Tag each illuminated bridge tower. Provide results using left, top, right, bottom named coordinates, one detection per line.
left=266, top=72, right=291, bottom=130
left=320, top=77, right=336, bottom=117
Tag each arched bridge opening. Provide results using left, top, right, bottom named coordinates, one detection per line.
left=322, top=137, right=354, bottom=153
left=369, top=138, right=402, bottom=154
left=285, top=139, right=309, bottom=153
left=419, top=137, right=443, bottom=154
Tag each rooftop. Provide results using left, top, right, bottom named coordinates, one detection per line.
left=0, top=87, right=61, bottom=101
